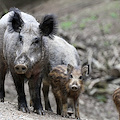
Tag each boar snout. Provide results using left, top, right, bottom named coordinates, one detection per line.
left=70, top=84, right=79, bottom=91
left=14, top=53, right=30, bottom=74
left=14, top=64, right=28, bottom=74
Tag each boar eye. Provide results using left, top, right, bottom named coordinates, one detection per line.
left=70, top=74, right=73, bottom=78
left=32, top=38, right=40, bottom=45
left=34, top=38, right=39, bottom=44
left=79, top=76, right=82, bottom=79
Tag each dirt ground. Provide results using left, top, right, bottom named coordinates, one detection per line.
left=0, top=101, right=89, bottom=120
left=1, top=0, right=120, bottom=120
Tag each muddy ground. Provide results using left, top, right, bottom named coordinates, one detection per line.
left=1, top=0, right=120, bottom=120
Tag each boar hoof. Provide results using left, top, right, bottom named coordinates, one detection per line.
left=77, top=118, right=81, bottom=120
left=20, top=107, right=30, bottom=113
left=18, top=104, right=30, bottom=113
left=47, top=108, right=53, bottom=112
left=76, top=117, right=81, bottom=120
left=61, top=112, right=68, bottom=118
left=35, top=109, right=45, bottom=115
left=0, top=92, right=5, bottom=102
left=0, top=98, right=4, bottom=102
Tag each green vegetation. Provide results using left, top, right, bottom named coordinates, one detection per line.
left=99, top=23, right=112, bottom=34
left=110, top=12, right=118, bottom=18
left=60, top=14, right=98, bottom=30
left=103, top=24, right=112, bottom=34
left=95, top=94, right=107, bottom=103
left=104, top=41, right=111, bottom=47
left=80, top=15, right=98, bottom=30
left=60, top=21, right=74, bottom=30
left=80, top=23, right=86, bottom=30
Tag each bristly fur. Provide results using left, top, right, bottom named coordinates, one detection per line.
left=8, top=8, right=24, bottom=33
left=9, top=7, right=21, bottom=12
left=39, top=14, right=57, bottom=39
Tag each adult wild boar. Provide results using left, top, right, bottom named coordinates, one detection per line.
left=0, top=8, right=80, bottom=115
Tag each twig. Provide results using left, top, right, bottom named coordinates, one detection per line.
left=92, top=58, right=106, bottom=70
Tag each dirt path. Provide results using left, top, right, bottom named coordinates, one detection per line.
left=0, top=101, right=89, bottom=120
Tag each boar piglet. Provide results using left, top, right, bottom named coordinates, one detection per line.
left=113, top=88, right=120, bottom=120
left=49, top=64, right=89, bottom=119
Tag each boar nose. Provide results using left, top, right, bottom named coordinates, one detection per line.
left=71, top=85, right=78, bottom=91
left=14, top=64, right=28, bottom=74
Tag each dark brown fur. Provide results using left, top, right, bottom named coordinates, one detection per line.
left=113, top=88, right=120, bottom=120
left=49, top=64, right=88, bottom=119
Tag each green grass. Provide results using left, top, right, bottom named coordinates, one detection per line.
left=89, top=15, right=98, bottom=20
left=110, top=12, right=119, bottom=18
left=99, top=23, right=112, bottom=34
left=60, top=21, right=74, bottom=30
left=95, top=94, right=107, bottom=103
left=60, top=14, right=98, bottom=30
left=80, top=15, right=98, bottom=30
left=82, top=15, right=98, bottom=23
left=103, top=24, right=112, bottom=34
left=80, top=23, right=86, bottom=30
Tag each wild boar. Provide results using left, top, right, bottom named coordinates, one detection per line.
left=0, top=8, right=80, bottom=115
left=49, top=64, right=89, bottom=119
left=113, top=88, right=120, bottom=120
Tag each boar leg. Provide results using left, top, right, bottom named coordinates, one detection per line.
left=52, top=90, right=62, bottom=115
left=11, top=72, right=29, bottom=113
left=28, top=75, right=44, bottom=115
left=55, top=96, right=62, bottom=115
left=67, top=98, right=74, bottom=116
left=61, top=97, right=68, bottom=117
left=42, top=79, right=52, bottom=111
left=74, top=99, right=81, bottom=120
left=0, top=60, right=7, bottom=102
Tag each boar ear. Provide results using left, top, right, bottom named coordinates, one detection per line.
left=39, top=14, right=57, bottom=38
left=8, top=10, right=24, bottom=32
left=81, top=65, right=89, bottom=77
left=67, top=64, right=74, bottom=75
